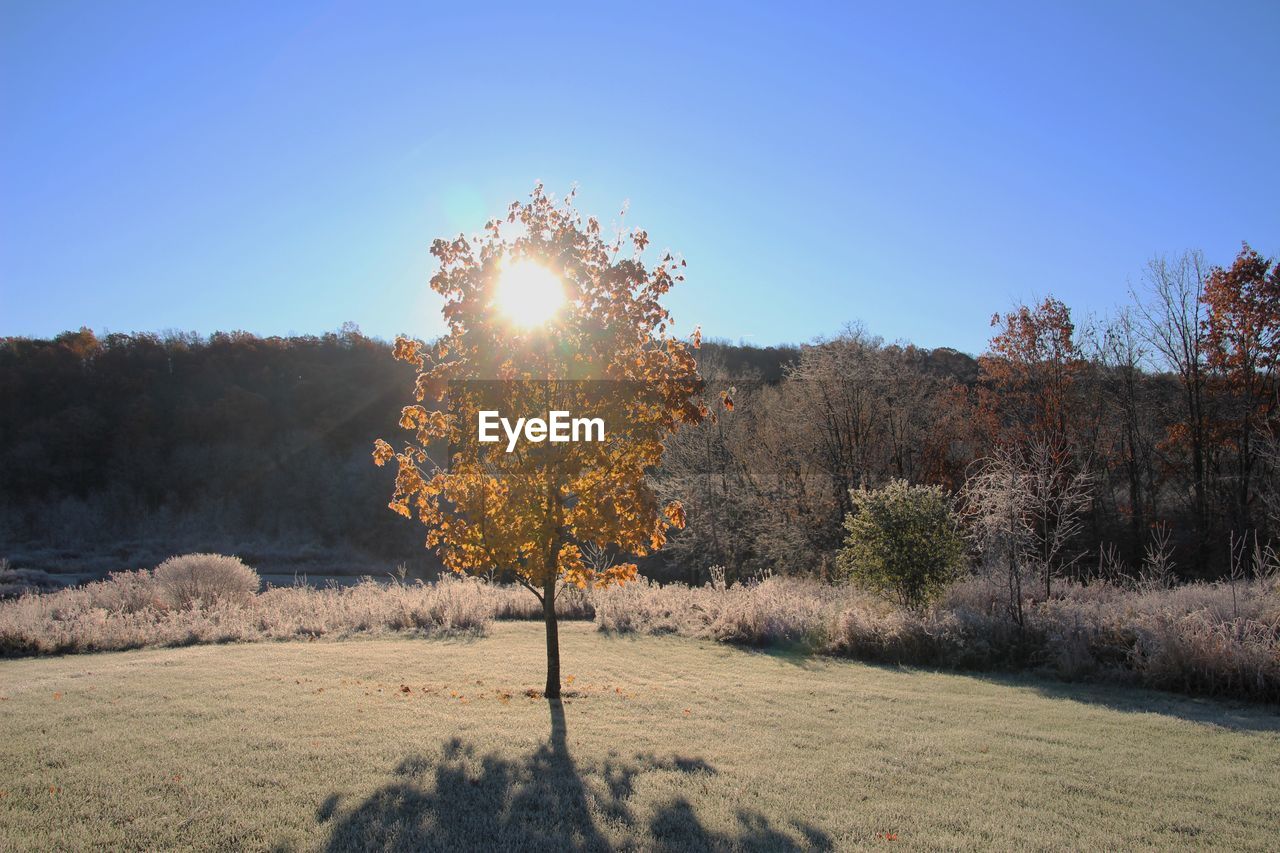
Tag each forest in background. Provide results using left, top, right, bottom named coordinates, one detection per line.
left=1, top=246, right=1276, bottom=584
left=0, top=324, right=793, bottom=578
left=664, top=246, right=1278, bottom=585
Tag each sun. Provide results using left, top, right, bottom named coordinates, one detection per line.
left=493, top=259, right=565, bottom=327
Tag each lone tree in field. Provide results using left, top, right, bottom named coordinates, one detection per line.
left=375, top=186, right=705, bottom=698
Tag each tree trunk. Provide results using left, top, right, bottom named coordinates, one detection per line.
left=1188, top=381, right=1208, bottom=572
left=542, top=572, right=560, bottom=699
left=1126, top=434, right=1144, bottom=565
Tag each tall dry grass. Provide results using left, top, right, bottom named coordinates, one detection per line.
left=3, top=566, right=1276, bottom=701
left=593, top=575, right=1280, bottom=702
left=0, top=564, right=602, bottom=657
left=0, top=572, right=506, bottom=655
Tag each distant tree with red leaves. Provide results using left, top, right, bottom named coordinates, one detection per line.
left=978, top=297, right=1085, bottom=451
left=1202, top=243, right=1279, bottom=532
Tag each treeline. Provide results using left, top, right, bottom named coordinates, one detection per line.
left=659, top=246, right=1279, bottom=583
left=0, top=325, right=420, bottom=573
left=0, top=325, right=788, bottom=575
left=2, top=245, right=1275, bottom=583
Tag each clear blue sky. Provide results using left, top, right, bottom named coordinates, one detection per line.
left=2, top=1, right=1277, bottom=354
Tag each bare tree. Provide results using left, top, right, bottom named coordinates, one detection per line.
left=656, top=356, right=760, bottom=582
left=786, top=327, right=885, bottom=522
left=1025, top=437, right=1094, bottom=597
left=1090, top=307, right=1162, bottom=560
left=1257, top=427, right=1280, bottom=533
left=961, top=448, right=1034, bottom=626
left=877, top=345, right=950, bottom=483
left=743, top=381, right=838, bottom=574
left=962, top=437, right=1092, bottom=622
left=1131, top=250, right=1211, bottom=563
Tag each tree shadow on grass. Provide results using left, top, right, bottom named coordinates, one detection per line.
left=724, top=635, right=1278, bottom=732
left=319, top=699, right=832, bottom=851
left=734, top=642, right=833, bottom=670
left=962, top=670, right=1280, bottom=732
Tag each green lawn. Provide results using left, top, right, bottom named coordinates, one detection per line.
left=1, top=622, right=1277, bottom=851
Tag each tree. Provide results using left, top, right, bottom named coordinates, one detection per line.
left=1090, top=307, right=1161, bottom=563
left=960, top=448, right=1033, bottom=625
left=653, top=355, right=760, bottom=583
left=374, top=186, right=706, bottom=698
left=787, top=326, right=885, bottom=528
left=960, top=438, right=1091, bottom=609
left=836, top=479, right=966, bottom=611
left=978, top=297, right=1084, bottom=448
left=1257, top=430, right=1280, bottom=533
left=1132, top=251, right=1212, bottom=562
left=1023, top=436, right=1093, bottom=596
left=1201, top=243, right=1279, bottom=534
left=976, top=299, right=1094, bottom=595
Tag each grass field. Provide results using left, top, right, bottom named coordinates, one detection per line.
left=1, top=622, right=1277, bottom=851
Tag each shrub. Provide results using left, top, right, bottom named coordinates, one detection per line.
left=836, top=480, right=966, bottom=611
left=708, top=577, right=834, bottom=648
left=153, top=553, right=260, bottom=609
left=90, top=570, right=162, bottom=613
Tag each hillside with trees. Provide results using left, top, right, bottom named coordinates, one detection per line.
left=0, top=327, right=788, bottom=577
left=2, top=245, right=1276, bottom=586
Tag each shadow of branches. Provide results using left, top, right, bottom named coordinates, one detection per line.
left=318, top=700, right=831, bottom=851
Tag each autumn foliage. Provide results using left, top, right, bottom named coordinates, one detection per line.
left=1202, top=244, right=1280, bottom=530
left=977, top=296, right=1084, bottom=448
left=374, top=185, right=706, bottom=696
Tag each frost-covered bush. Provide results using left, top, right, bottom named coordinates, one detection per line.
left=90, top=570, right=162, bottom=613
left=153, top=553, right=260, bottom=609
